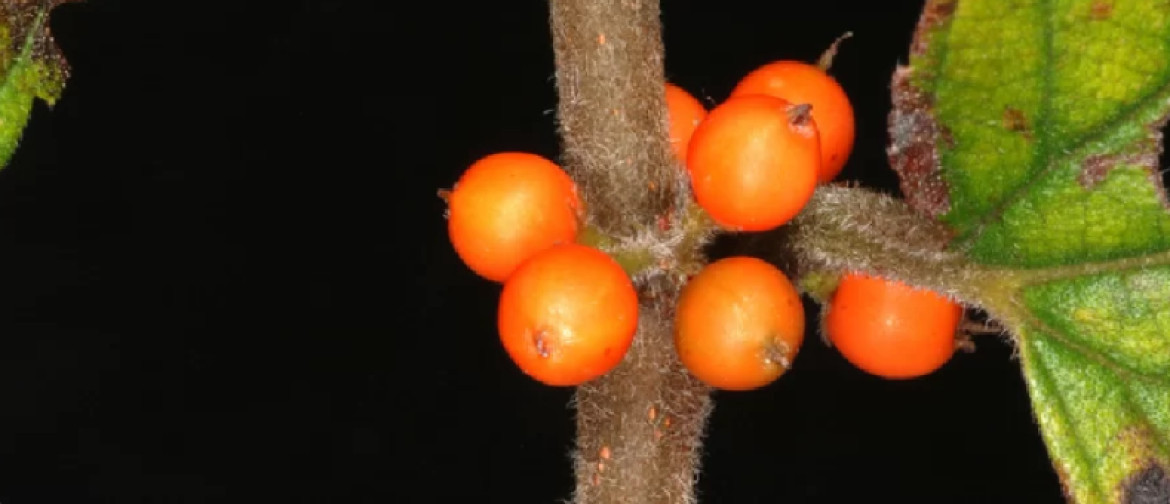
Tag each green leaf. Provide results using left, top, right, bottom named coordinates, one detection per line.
left=890, top=0, right=1170, bottom=501
left=0, top=0, right=78, bottom=169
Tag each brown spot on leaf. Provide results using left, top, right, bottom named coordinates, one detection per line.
left=1077, top=151, right=1158, bottom=190
left=1079, top=154, right=1115, bottom=189
left=1091, top=0, right=1114, bottom=20
left=1002, top=107, right=1032, bottom=139
left=910, top=0, right=959, bottom=58
left=888, top=66, right=952, bottom=219
left=1121, top=463, right=1170, bottom=504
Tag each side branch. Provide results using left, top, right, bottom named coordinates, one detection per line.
left=746, top=185, right=1019, bottom=320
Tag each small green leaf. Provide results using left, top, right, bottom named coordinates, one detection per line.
left=0, top=0, right=78, bottom=169
left=892, top=0, right=1170, bottom=502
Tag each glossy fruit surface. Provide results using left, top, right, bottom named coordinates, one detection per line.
left=665, top=82, right=708, bottom=165
left=730, top=60, right=854, bottom=183
left=825, top=273, right=962, bottom=379
left=686, top=94, right=820, bottom=231
left=445, top=152, right=581, bottom=282
left=497, top=243, right=638, bottom=386
left=674, top=256, right=805, bottom=391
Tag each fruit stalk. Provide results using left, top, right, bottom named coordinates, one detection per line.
left=548, top=1, right=713, bottom=503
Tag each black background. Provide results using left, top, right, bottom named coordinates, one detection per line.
left=0, top=1, right=1069, bottom=502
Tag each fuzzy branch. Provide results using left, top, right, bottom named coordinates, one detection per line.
left=773, top=186, right=970, bottom=296
left=550, top=0, right=677, bottom=235
left=570, top=275, right=712, bottom=504
left=744, top=185, right=1004, bottom=316
left=548, top=1, right=713, bottom=503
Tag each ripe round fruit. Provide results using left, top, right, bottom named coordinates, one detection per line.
left=497, top=243, right=638, bottom=387
left=674, top=256, right=805, bottom=391
left=444, top=152, right=581, bottom=282
left=665, top=82, right=708, bottom=165
left=825, top=273, right=963, bottom=379
left=730, top=60, right=855, bottom=183
left=686, top=94, right=820, bottom=232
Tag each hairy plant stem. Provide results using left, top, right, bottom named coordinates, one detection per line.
left=751, top=185, right=1028, bottom=345
left=549, top=1, right=713, bottom=503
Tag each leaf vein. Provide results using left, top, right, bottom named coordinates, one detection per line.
left=1012, top=289, right=1169, bottom=387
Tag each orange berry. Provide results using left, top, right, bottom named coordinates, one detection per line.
left=444, top=152, right=581, bottom=282
left=497, top=243, right=639, bottom=386
left=731, top=60, right=855, bottom=183
left=664, top=82, right=708, bottom=165
left=674, top=256, right=805, bottom=391
left=825, top=273, right=963, bottom=379
left=686, top=94, right=820, bottom=231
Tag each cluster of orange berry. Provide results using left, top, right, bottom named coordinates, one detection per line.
left=441, top=53, right=963, bottom=390
left=439, top=151, right=635, bottom=387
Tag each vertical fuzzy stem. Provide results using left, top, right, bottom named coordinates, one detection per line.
left=570, top=276, right=712, bottom=504
left=548, top=1, right=714, bottom=503
left=550, top=0, right=676, bottom=235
